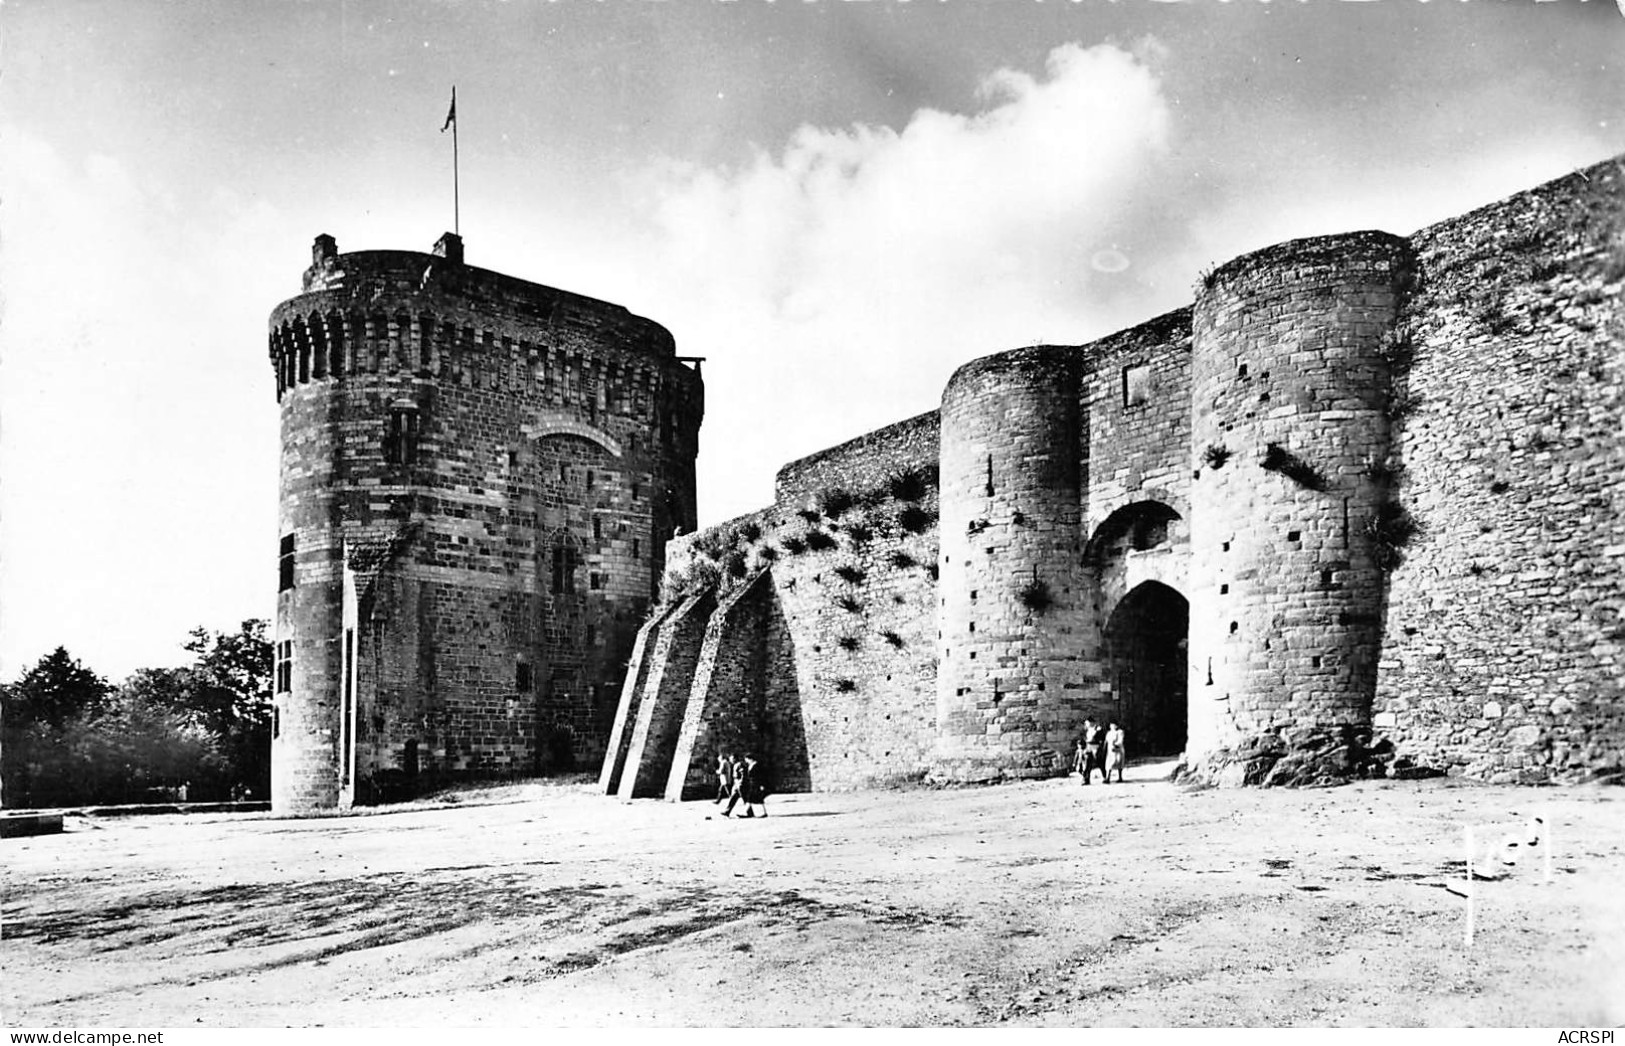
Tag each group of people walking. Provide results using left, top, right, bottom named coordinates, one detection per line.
left=705, top=721, right=1123, bottom=814
left=1074, top=719, right=1126, bottom=785
left=713, top=752, right=767, bottom=817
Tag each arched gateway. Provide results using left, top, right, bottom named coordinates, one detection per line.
left=1105, top=580, right=1189, bottom=758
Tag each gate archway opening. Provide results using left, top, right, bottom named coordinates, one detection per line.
left=1105, top=580, right=1189, bottom=758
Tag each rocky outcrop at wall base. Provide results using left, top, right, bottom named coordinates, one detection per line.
left=1176, top=726, right=1447, bottom=788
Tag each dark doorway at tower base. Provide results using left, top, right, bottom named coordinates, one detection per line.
left=1106, top=581, right=1189, bottom=758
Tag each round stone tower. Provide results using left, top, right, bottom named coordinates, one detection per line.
left=934, top=345, right=1089, bottom=782
left=269, top=233, right=702, bottom=814
left=1186, top=231, right=1410, bottom=757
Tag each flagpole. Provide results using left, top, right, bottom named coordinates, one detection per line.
left=451, top=86, right=460, bottom=236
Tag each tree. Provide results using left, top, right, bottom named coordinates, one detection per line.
left=2, top=647, right=112, bottom=729
left=181, top=620, right=273, bottom=799
left=1, top=624, right=273, bottom=808
left=59, top=675, right=224, bottom=805
left=2, top=648, right=113, bottom=807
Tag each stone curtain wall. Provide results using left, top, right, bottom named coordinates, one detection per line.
left=602, top=154, right=1623, bottom=798
left=270, top=236, right=702, bottom=813
left=775, top=411, right=940, bottom=505
left=764, top=490, right=941, bottom=790
left=604, top=417, right=945, bottom=796
left=1375, top=158, right=1625, bottom=781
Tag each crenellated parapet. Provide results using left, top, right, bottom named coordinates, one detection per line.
left=269, top=233, right=702, bottom=814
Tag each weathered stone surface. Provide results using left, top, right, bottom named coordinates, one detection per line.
left=605, top=155, right=1622, bottom=796
left=270, top=234, right=703, bottom=814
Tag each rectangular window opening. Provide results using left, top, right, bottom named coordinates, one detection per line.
left=384, top=408, right=419, bottom=465
left=1123, top=363, right=1151, bottom=408
left=275, top=639, right=293, bottom=694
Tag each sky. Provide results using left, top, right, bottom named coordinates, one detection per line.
left=1, top=0, right=1621, bottom=682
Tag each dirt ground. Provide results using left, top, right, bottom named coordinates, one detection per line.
left=3, top=763, right=1622, bottom=1028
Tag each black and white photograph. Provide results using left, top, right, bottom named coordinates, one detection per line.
left=1, top=0, right=1622, bottom=1032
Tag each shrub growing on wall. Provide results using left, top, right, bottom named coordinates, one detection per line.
left=819, top=488, right=857, bottom=520
left=1261, top=443, right=1326, bottom=492
left=886, top=465, right=937, bottom=503
left=1366, top=501, right=1421, bottom=571
left=898, top=504, right=935, bottom=534
left=1017, top=576, right=1054, bottom=614
left=662, top=558, right=721, bottom=602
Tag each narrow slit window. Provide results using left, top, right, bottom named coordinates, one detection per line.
left=278, top=534, right=296, bottom=592
left=551, top=545, right=578, bottom=594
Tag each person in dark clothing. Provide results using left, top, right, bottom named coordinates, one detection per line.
left=1081, top=719, right=1106, bottom=785
left=723, top=753, right=767, bottom=818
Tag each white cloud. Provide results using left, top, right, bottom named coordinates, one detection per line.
left=621, top=38, right=1618, bottom=531
left=626, top=42, right=1181, bottom=524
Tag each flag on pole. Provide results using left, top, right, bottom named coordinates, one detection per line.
left=441, top=87, right=457, bottom=133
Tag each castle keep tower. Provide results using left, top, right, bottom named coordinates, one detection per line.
left=269, top=233, right=702, bottom=814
